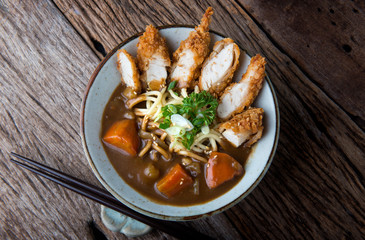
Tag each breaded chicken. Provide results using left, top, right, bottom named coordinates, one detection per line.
left=117, top=49, right=141, bottom=96
left=170, top=7, right=214, bottom=89
left=199, top=38, right=240, bottom=96
left=219, top=108, right=264, bottom=148
left=137, top=25, right=171, bottom=91
left=217, top=54, right=266, bottom=120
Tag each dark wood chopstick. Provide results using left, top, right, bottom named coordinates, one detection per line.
left=10, top=152, right=116, bottom=202
left=10, top=152, right=214, bottom=240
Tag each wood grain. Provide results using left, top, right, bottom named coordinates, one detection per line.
left=53, top=0, right=365, bottom=239
left=237, top=0, right=365, bottom=129
left=0, top=0, right=363, bottom=239
left=0, top=0, right=110, bottom=239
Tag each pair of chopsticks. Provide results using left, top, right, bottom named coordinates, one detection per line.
left=10, top=152, right=214, bottom=240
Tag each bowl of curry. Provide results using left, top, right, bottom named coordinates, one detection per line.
left=81, top=8, right=279, bottom=220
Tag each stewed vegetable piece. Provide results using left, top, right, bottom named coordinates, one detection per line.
left=156, top=164, right=193, bottom=198
left=205, top=152, right=244, bottom=189
left=103, top=119, right=140, bottom=156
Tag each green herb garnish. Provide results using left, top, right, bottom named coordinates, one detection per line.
left=158, top=91, right=218, bottom=149
left=180, top=91, right=218, bottom=127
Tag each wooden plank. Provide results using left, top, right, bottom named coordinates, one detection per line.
left=0, top=0, right=109, bottom=239
left=0, top=1, right=188, bottom=240
left=236, top=0, right=365, bottom=129
left=53, top=0, right=365, bottom=239
left=1, top=0, right=363, bottom=239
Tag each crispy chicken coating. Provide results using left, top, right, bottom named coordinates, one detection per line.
left=199, top=38, right=240, bottom=96
left=217, top=54, right=266, bottom=120
left=137, top=25, right=171, bottom=91
left=219, top=108, right=264, bottom=148
left=170, top=7, right=214, bottom=89
left=116, top=49, right=141, bottom=96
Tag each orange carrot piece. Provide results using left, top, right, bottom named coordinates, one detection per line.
left=156, top=164, right=193, bottom=198
left=103, top=119, right=140, bottom=156
left=205, top=152, right=244, bottom=189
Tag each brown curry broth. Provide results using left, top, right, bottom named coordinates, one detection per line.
left=101, top=84, right=251, bottom=206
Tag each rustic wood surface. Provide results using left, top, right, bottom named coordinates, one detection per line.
left=0, top=0, right=363, bottom=239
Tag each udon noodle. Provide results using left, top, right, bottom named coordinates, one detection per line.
left=128, top=86, right=223, bottom=163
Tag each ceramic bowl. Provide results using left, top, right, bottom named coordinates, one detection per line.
left=81, top=26, right=279, bottom=221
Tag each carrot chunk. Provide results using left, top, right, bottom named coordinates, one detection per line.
left=205, top=152, right=244, bottom=189
left=103, top=119, right=140, bottom=156
left=156, top=164, right=193, bottom=198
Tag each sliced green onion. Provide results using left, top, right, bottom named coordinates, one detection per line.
left=166, top=126, right=186, bottom=137
left=201, top=125, right=210, bottom=135
left=167, top=104, right=177, bottom=114
left=170, top=114, right=194, bottom=131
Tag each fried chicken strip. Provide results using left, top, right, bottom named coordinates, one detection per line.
left=117, top=49, right=141, bottom=97
left=219, top=108, right=264, bottom=148
left=199, top=38, right=240, bottom=96
left=137, top=25, right=171, bottom=91
left=217, top=54, right=266, bottom=120
left=170, top=7, right=214, bottom=89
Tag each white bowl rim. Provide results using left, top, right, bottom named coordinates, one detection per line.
left=80, top=25, right=280, bottom=221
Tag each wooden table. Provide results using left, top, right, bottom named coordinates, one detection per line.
left=1, top=1, right=364, bottom=239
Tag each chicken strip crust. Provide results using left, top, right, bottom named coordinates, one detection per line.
left=217, top=54, right=266, bottom=120
left=117, top=49, right=141, bottom=97
left=170, top=7, right=214, bottom=89
left=199, top=38, right=240, bottom=96
left=218, top=108, right=264, bottom=148
left=137, top=25, right=171, bottom=91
